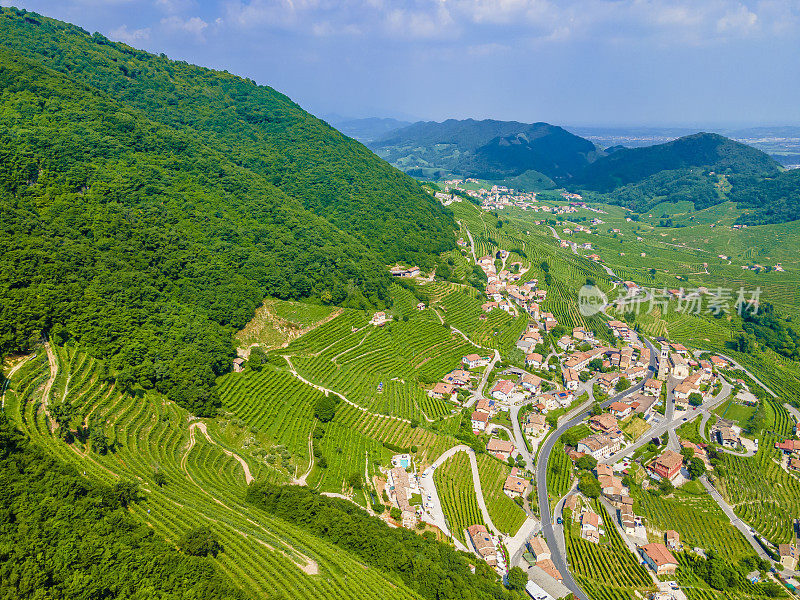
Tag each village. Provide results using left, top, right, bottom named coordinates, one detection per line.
left=371, top=203, right=800, bottom=600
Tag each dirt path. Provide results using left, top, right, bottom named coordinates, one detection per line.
left=293, top=422, right=316, bottom=485
left=283, top=356, right=412, bottom=425
left=190, top=421, right=254, bottom=484
left=1, top=353, right=34, bottom=408
left=41, top=342, right=58, bottom=430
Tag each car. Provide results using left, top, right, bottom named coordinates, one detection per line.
left=682, top=417, right=687, bottom=421
left=556, top=517, right=563, bottom=524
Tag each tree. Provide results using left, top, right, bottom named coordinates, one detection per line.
left=576, top=455, right=597, bottom=471
left=153, top=470, right=168, bottom=487
left=579, top=473, right=601, bottom=498
left=688, top=457, right=706, bottom=479
left=389, top=507, right=401, bottom=521
left=506, top=566, right=527, bottom=591
left=688, top=392, right=703, bottom=406
left=111, top=480, right=140, bottom=507
left=50, top=402, right=75, bottom=442
left=590, top=402, right=604, bottom=416
left=314, top=395, right=339, bottom=423
left=616, top=377, right=631, bottom=392
left=247, top=347, right=266, bottom=371
left=680, top=447, right=695, bottom=462
left=179, top=526, right=223, bottom=557
left=90, top=420, right=110, bottom=455
left=658, top=477, right=674, bottom=495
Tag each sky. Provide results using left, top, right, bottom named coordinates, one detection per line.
left=4, top=0, right=800, bottom=127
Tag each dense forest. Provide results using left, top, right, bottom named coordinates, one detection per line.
left=246, top=483, right=525, bottom=600
left=0, top=49, right=397, bottom=415
left=729, top=169, right=800, bottom=225
left=570, top=133, right=779, bottom=192
left=600, top=168, right=721, bottom=212
left=0, top=413, right=242, bottom=599
left=0, top=8, right=455, bottom=270
left=0, top=7, right=461, bottom=416
left=370, top=118, right=598, bottom=180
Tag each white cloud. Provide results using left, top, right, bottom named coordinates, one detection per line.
left=109, top=24, right=151, bottom=43
left=155, top=0, right=196, bottom=13
left=717, top=4, right=758, bottom=33
left=161, top=15, right=209, bottom=40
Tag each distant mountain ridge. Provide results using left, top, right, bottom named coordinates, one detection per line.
left=369, top=118, right=600, bottom=183
left=570, top=132, right=781, bottom=192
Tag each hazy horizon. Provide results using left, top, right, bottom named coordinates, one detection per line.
left=5, top=0, right=800, bottom=128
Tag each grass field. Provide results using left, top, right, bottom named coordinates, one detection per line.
left=476, top=453, right=527, bottom=536
left=547, top=439, right=575, bottom=507
left=4, top=344, right=423, bottom=600
left=434, top=451, right=485, bottom=544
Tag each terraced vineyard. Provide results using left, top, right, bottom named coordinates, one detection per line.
left=564, top=500, right=654, bottom=600
left=631, top=484, right=756, bottom=562
left=715, top=435, right=800, bottom=545
left=476, top=453, right=527, bottom=536
left=286, top=312, right=471, bottom=421
left=217, top=366, right=321, bottom=477
left=434, top=451, right=485, bottom=544
left=3, top=345, right=423, bottom=600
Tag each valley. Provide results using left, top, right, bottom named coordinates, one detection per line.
left=2, top=7, right=800, bottom=600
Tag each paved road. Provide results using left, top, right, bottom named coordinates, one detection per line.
left=700, top=476, right=773, bottom=561
left=535, top=337, right=658, bottom=600
left=466, top=349, right=501, bottom=408
left=458, top=220, right=478, bottom=263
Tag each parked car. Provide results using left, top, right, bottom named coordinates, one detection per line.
left=556, top=517, right=563, bottom=524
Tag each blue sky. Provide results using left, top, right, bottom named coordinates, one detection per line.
left=5, top=0, right=800, bottom=126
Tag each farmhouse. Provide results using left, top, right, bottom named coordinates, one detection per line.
left=388, top=467, right=418, bottom=528
left=504, top=469, right=528, bottom=498
left=429, top=382, right=456, bottom=400
left=370, top=311, right=388, bottom=326
left=779, top=545, right=798, bottom=571
left=665, top=530, right=680, bottom=550
left=597, top=372, right=620, bottom=392
left=232, top=357, right=245, bottom=373
left=525, top=352, right=542, bottom=369
left=608, top=401, right=634, bottom=419
left=527, top=536, right=551, bottom=561
left=487, top=438, right=515, bottom=461
left=491, top=379, right=516, bottom=401
left=467, top=525, right=497, bottom=566
left=443, top=369, right=472, bottom=387
left=463, top=354, right=491, bottom=369
left=580, top=511, right=602, bottom=544
left=475, top=398, right=497, bottom=415
left=649, top=450, right=683, bottom=481
left=640, top=543, right=678, bottom=575
left=588, top=413, right=619, bottom=434
left=775, top=439, right=800, bottom=454
left=471, top=411, right=490, bottom=432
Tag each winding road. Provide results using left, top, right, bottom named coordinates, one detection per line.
left=534, top=337, right=658, bottom=600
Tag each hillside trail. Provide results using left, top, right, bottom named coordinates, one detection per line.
left=189, top=421, right=254, bottom=484
left=41, top=342, right=58, bottom=431
left=283, top=356, right=411, bottom=424
left=458, top=220, right=478, bottom=263
left=1, top=353, right=34, bottom=408
left=293, top=423, right=315, bottom=485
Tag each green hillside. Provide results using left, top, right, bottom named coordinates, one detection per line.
left=572, top=132, right=779, bottom=192
left=729, top=168, right=800, bottom=225
left=370, top=118, right=599, bottom=180
left=0, top=7, right=455, bottom=269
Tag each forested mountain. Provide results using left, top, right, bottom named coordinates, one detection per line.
left=729, top=168, right=800, bottom=225
left=369, top=118, right=600, bottom=181
left=0, top=8, right=454, bottom=269
left=0, top=7, right=456, bottom=416
left=570, top=132, right=780, bottom=192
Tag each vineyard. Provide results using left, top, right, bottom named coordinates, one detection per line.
left=715, top=435, right=800, bottom=545
left=476, top=453, right=527, bottom=536
left=3, top=344, right=424, bottom=600
left=284, top=309, right=473, bottom=422
left=631, top=484, right=756, bottom=562
left=547, top=439, right=575, bottom=507
left=434, top=451, right=485, bottom=545
left=217, top=366, right=322, bottom=476
left=564, top=500, right=654, bottom=600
